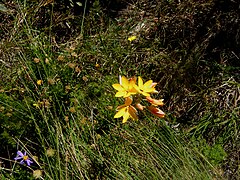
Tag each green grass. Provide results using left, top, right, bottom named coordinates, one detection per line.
left=0, top=0, right=239, bottom=179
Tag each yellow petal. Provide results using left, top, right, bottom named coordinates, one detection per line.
left=123, top=93, right=132, bottom=97
left=112, top=84, right=124, bottom=91
left=141, top=92, right=151, bottom=97
left=133, top=84, right=140, bottom=92
left=114, top=107, right=127, bottom=118
left=122, top=112, right=130, bottom=123
left=129, top=106, right=138, bottom=120
left=144, top=80, right=153, bottom=88
left=115, top=91, right=127, bottom=97
left=129, top=86, right=138, bottom=93
left=121, top=76, right=129, bottom=89
left=138, top=77, right=143, bottom=88
left=125, top=91, right=137, bottom=97
left=144, top=87, right=156, bottom=93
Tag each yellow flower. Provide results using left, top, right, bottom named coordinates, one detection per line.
left=68, top=63, right=76, bottom=69
left=37, top=80, right=43, bottom=85
left=112, top=76, right=138, bottom=97
left=33, top=169, right=43, bottom=179
left=128, top=35, right=137, bottom=42
left=134, top=76, right=158, bottom=96
left=147, top=105, right=165, bottom=118
left=146, top=96, right=164, bottom=106
left=46, top=148, right=55, bottom=157
left=33, top=58, right=40, bottom=63
left=57, top=55, right=64, bottom=61
left=114, top=97, right=138, bottom=123
left=69, top=107, right=76, bottom=113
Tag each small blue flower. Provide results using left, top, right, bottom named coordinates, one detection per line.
left=14, top=151, right=33, bottom=166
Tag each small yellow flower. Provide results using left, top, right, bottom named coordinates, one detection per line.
left=33, top=169, right=43, bottom=179
left=65, top=85, right=71, bottom=91
left=112, top=76, right=138, bottom=97
left=114, top=97, right=138, bottom=123
left=57, top=55, right=64, bottom=61
left=65, top=116, right=69, bottom=122
left=95, top=63, right=100, bottom=68
left=47, top=78, right=55, bottom=85
left=128, top=35, right=137, bottom=42
left=68, top=63, right=76, bottom=69
left=37, top=80, right=43, bottom=85
left=33, top=58, right=40, bottom=63
left=134, top=76, right=158, bottom=96
left=80, top=117, right=87, bottom=124
left=75, top=66, right=81, bottom=73
left=82, top=76, right=88, bottom=82
left=71, top=52, right=78, bottom=57
left=69, top=107, right=76, bottom=113
left=46, top=148, right=55, bottom=157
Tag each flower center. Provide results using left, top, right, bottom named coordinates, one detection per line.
left=23, top=155, right=28, bottom=160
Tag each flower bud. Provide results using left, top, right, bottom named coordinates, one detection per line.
left=147, top=105, right=165, bottom=118
left=135, top=103, right=145, bottom=111
left=146, top=96, right=164, bottom=106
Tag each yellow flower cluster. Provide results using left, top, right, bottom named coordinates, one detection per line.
left=112, top=76, right=165, bottom=123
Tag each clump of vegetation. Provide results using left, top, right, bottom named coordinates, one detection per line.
left=0, top=0, right=239, bottom=179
